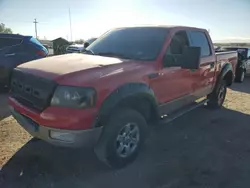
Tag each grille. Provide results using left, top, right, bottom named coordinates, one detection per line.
left=10, top=69, right=57, bottom=111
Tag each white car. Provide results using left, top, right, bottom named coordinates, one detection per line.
left=66, top=44, right=85, bottom=53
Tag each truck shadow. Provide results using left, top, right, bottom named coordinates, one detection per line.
left=230, top=77, right=250, bottom=94
left=0, top=93, right=10, bottom=120
left=1, top=107, right=250, bottom=188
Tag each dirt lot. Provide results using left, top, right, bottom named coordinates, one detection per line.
left=0, top=79, right=250, bottom=188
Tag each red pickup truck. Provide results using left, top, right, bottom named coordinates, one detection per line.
left=9, top=26, right=237, bottom=168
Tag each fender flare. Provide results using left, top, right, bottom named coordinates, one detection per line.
left=216, top=63, right=234, bottom=87
left=96, top=83, right=159, bottom=126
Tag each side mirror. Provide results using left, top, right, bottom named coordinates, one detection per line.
left=163, top=46, right=201, bottom=69
left=180, top=46, right=201, bottom=69
left=84, top=42, right=90, bottom=48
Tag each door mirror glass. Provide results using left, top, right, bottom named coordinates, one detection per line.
left=180, top=46, right=201, bottom=69
left=163, top=46, right=201, bottom=69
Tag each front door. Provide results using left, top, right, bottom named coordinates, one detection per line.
left=149, top=30, right=194, bottom=114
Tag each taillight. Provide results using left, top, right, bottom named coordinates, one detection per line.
left=36, top=50, right=47, bottom=57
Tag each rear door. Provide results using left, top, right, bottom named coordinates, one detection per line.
left=0, top=37, right=23, bottom=84
left=0, top=37, right=23, bottom=68
left=187, top=30, right=215, bottom=98
left=8, top=37, right=48, bottom=67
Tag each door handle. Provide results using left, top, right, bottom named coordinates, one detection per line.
left=210, top=62, right=215, bottom=69
left=5, top=53, right=16, bottom=57
left=148, top=73, right=160, bottom=79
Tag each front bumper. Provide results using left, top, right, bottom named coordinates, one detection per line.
left=10, top=107, right=103, bottom=148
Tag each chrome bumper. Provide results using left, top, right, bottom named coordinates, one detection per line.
left=10, top=107, right=103, bottom=148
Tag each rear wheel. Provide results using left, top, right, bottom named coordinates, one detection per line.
left=207, top=80, right=227, bottom=109
left=94, top=108, right=148, bottom=168
left=235, top=69, right=245, bottom=83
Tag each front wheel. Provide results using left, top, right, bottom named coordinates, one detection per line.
left=94, top=109, right=148, bottom=168
left=207, top=80, right=227, bottom=109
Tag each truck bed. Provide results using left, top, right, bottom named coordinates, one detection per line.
left=215, top=51, right=238, bottom=77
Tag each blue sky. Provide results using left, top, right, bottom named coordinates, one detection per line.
left=0, top=0, right=250, bottom=42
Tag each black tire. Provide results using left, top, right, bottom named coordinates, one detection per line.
left=207, top=80, right=227, bottom=109
left=30, top=137, right=41, bottom=143
left=94, top=108, right=148, bottom=168
left=235, top=69, right=245, bottom=83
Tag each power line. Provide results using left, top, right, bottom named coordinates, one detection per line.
left=0, top=20, right=31, bottom=23
left=33, top=18, right=38, bottom=38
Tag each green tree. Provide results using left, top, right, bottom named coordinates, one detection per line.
left=0, top=23, right=13, bottom=34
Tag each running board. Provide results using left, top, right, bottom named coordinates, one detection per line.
left=159, top=98, right=209, bottom=125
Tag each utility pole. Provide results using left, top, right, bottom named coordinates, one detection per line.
left=33, top=18, right=38, bottom=38
left=68, top=7, right=73, bottom=41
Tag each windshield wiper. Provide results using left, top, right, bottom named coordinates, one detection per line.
left=96, top=52, right=132, bottom=59
left=83, top=49, right=95, bottom=55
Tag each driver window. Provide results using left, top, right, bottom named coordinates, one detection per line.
left=248, top=49, right=250, bottom=59
left=166, top=31, right=189, bottom=55
left=163, top=31, right=189, bottom=67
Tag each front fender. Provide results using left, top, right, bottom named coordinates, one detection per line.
left=97, top=83, right=158, bottom=125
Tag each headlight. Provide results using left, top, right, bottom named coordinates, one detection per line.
left=50, top=86, right=96, bottom=108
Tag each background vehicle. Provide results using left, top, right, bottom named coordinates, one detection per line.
left=0, top=34, right=48, bottom=89
left=217, top=47, right=250, bottom=82
left=65, top=43, right=85, bottom=53
left=9, top=26, right=237, bottom=168
left=66, top=38, right=97, bottom=53
left=84, top=37, right=97, bottom=47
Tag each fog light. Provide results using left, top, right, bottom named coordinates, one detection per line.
left=49, top=131, right=75, bottom=143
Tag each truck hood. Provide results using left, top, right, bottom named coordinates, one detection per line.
left=17, top=53, right=148, bottom=84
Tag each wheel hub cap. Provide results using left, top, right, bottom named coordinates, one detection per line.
left=116, top=123, right=140, bottom=158
left=218, top=85, right=226, bottom=104
left=241, top=72, right=245, bottom=81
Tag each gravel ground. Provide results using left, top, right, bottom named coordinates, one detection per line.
left=0, top=78, right=250, bottom=188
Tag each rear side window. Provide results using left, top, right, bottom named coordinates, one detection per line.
left=0, top=37, right=22, bottom=49
left=29, top=37, right=48, bottom=52
left=29, top=37, right=43, bottom=46
left=188, top=31, right=211, bottom=57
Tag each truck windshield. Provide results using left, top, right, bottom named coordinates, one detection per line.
left=86, top=27, right=168, bottom=61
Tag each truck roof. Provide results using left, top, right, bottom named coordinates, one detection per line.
left=115, top=25, right=207, bottom=31
left=0, top=33, right=32, bottom=39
